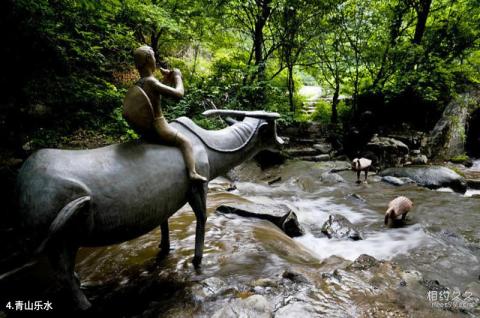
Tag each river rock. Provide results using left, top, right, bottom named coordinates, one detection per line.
left=379, top=166, right=467, bottom=193
left=212, top=295, right=272, bottom=318
left=381, top=176, right=415, bottom=186
left=347, top=254, right=379, bottom=271
left=275, top=302, right=317, bottom=318
left=282, top=270, right=309, bottom=284
left=366, top=135, right=409, bottom=168
left=320, top=172, right=345, bottom=184
left=388, top=132, right=426, bottom=150
left=321, top=214, right=363, bottom=240
left=346, top=193, right=366, bottom=202
left=410, top=154, right=428, bottom=165
left=216, top=205, right=304, bottom=237
left=250, top=278, right=278, bottom=288
left=200, top=277, right=228, bottom=297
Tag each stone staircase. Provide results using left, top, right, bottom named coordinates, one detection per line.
left=283, top=138, right=334, bottom=162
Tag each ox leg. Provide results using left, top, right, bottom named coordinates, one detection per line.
left=157, top=221, right=171, bottom=259
left=402, top=212, right=408, bottom=223
left=48, top=242, right=91, bottom=311
left=188, top=183, right=207, bottom=269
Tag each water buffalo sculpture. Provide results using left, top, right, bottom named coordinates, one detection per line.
left=13, top=110, right=283, bottom=310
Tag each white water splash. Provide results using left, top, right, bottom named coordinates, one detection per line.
left=295, top=224, right=428, bottom=261
left=465, top=189, right=480, bottom=197
left=468, top=159, right=480, bottom=171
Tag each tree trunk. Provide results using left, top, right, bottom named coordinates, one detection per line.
left=331, top=80, right=340, bottom=124
left=412, top=0, right=432, bottom=45
left=253, top=0, right=271, bottom=82
left=192, top=43, right=200, bottom=75
left=353, top=56, right=359, bottom=117
left=287, top=64, right=295, bottom=112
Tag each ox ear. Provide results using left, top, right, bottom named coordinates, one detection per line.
left=202, top=110, right=280, bottom=120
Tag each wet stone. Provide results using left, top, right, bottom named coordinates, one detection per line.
left=421, top=279, right=448, bottom=292
left=346, top=193, right=366, bottom=202
left=321, top=214, right=363, bottom=240
left=410, top=154, right=428, bottom=165
left=348, top=254, right=380, bottom=271
left=275, top=301, right=318, bottom=318
left=250, top=278, right=278, bottom=288
left=382, top=176, right=415, bottom=186
left=282, top=270, right=309, bottom=284
left=216, top=205, right=304, bottom=238
left=267, top=176, right=281, bottom=185
left=320, top=172, right=345, bottom=184
left=191, top=277, right=236, bottom=302
left=379, top=165, right=467, bottom=193
left=211, top=294, right=272, bottom=318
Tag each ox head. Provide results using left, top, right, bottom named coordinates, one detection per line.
left=202, top=109, right=284, bottom=150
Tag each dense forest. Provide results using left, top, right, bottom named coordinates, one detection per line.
left=0, top=0, right=479, bottom=156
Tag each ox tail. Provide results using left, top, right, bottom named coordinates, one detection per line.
left=1, top=197, right=91, bottom=282
left=35, top=196, right=91, bottom=255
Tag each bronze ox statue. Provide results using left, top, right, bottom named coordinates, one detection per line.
left=13, top=109, right=283, bottom=310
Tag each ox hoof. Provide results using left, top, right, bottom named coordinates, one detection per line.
left=156, top=248, right=171, bottom=261
left=192, top=256, right=202, bottom=269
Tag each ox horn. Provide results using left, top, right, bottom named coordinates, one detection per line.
left=202, top=110, right=280, bottom=120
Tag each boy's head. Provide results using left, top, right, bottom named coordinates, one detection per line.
left=134, top=45, right=155, bottom=72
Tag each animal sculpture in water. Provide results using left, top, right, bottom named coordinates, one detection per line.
left=384, top=196, right=413, bottom=226
left=352, top=157, right=372, bottom=183
left=13, top=109, right=283, bottom=310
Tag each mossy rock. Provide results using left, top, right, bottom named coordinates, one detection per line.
left=449, top=154, right=473, bottom=167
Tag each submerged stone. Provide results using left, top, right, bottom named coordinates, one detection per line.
left=216, top=205, right=304, bottom=237
left=381, top=175, right=415, bottom=186
left=212, top=295, right=272, bottom=318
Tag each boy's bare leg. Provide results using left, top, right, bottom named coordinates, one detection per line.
left=153, top=117, right=207, bottom=182
left=175, top=133, right=207, bottom=182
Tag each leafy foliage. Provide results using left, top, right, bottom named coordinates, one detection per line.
left=0, top=0, right=479, bottom=150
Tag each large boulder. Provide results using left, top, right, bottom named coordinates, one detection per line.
left=365, top=135, right=409, bottom=169
left=379, top=166, right=467, bottom=193
left=321, top=214, right=363, bottom=241
left=426, top=90, right=479, bottom=160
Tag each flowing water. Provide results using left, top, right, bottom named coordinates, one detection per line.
left=67, top=160, right=480, bottom=316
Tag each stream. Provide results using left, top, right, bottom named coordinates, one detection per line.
left=52, top=160, right=480, bottom=316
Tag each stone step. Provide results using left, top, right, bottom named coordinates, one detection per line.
left=298, top=154, right=331, bottom=162
left=284, top=147, right=321, bottom=157
left=290, top=138, right=322, bottom=145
